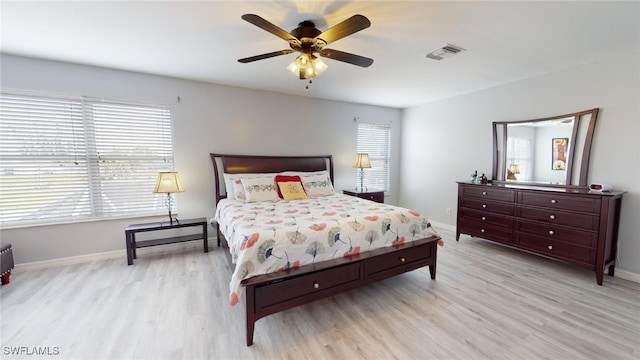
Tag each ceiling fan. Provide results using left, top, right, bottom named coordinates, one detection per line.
left=238, top=14, right=374, bottom=81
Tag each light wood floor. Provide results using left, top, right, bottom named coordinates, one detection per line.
left=1, top=227, right=639, bottom=360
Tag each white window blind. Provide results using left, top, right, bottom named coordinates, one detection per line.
left=0, top=91, right=175, bottom=227
left=357, top=123, right=390, bottom=192
left=506, top=136, right=533, bottom=181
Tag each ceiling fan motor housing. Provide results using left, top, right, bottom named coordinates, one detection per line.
left=290, top=21, right=322, bottom=51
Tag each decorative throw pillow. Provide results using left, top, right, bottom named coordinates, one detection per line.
left=232, top=179, right=247, bottom=201
left=279, top=181, right=308, bottom=200
left=274, top=175, right=303, bottom=198
left=223, top=173, right=277, bottom=200
left=240, top=177, right=280, bottom=202
left=301, top=173, right=335, bottom=197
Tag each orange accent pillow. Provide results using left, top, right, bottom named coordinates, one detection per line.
left=275, top=175, right=303, bottom=198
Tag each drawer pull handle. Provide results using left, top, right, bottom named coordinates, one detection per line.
left=550, top=199, right=557, bottom=204
left=547, top=245, right=553, bottom=250
left=482, top=191, right=487, bottom=195
left=549, top=215, right=556, bottom=220
left=481, top=216, right=486, bottom=221
left=549, top=230, right=555, bottom=235
left=313, top=282, right=320, bottom=289
left=482, top=204, right=487, bottom=208
left=481, top=229, right=485, bottom=233
left=399, top=257, right=406, bottom=263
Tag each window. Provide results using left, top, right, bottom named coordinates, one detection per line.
left=0, top=90, right=175, bottom=227
left=506, top=136, right=533, bottom=181
left=356, top=123, right=390, bottom=192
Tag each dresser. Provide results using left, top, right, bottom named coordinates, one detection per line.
left=456, top=182, right=624, bottom=285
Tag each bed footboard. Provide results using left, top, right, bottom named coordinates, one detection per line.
left=241, top=236, right=439, bottom=346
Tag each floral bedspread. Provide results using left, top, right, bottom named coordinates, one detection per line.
left=214, top=193, right=440, bottom=306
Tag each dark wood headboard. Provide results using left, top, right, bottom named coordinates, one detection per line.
left=210, top=153, right=334, bottom=203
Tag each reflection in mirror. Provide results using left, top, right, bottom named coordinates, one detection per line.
left=492, top=108, right=598, bottom=187
left=506, top=117, right=574, bottom=183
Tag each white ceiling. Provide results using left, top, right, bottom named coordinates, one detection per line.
left=1, top=1, right=639, bottom=108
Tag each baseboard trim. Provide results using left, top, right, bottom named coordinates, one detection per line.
left=15, top=237, right=216, bottom=273
left=430, top=220, right=455, bottom=233
left=614, top=268, right=640, bottom=283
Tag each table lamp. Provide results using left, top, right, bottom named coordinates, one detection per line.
left=153, top=171, right=185, bottom=224
left=352, top=153, right=371, bottom=191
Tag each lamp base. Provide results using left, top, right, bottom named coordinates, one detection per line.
left=160, top=207, right=179, bottom=225
left=160, top=217, right=180, bottom=226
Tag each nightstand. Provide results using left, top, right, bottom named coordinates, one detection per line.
left=343, top=189, right=385, bottom=203
left=125, top=217, right=208, bottom=265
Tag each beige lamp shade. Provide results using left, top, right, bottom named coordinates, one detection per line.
left=508, top=164, right=521, bottom=175
left=352, top=153, right=372, bottom=169
left=153, top=171, right=185, bottom=193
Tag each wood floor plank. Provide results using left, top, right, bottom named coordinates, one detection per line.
left=1, top=228, right=638, bottom=359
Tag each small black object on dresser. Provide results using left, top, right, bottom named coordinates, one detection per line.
left=456, top=182, right=624, bottom=285
left=343, top=189, right=384, bottom=203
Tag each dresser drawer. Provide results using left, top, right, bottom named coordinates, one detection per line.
left=515, top=233, right=595, bottom=265
left=518, top=192, right=601, bottom=213
left=515, top=220, right=597, bottom=248
left=461, top=185, right=515, bottom=202
left=462, top=198, right=515, bottom=216
left=459, top=218, right=513, bottom=244
left=255, top=262, right=361, bottom=309
left=459, top=208, right=513, bottom=229
left=516, top=206, right=599, bottom=231
left=366, top=243, right=434, bottom=277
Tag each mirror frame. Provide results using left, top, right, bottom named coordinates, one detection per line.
left=492, top=108, right=599, bottom=187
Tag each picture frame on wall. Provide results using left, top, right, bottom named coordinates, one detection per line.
left=552, top=137, right=568, bottom=170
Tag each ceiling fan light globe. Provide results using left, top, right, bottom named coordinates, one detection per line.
left=313, top=58, right=328, bottom=74
left=287, top=61, right=299, bottom=74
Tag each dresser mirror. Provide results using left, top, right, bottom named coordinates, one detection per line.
left=492, top=108, right=599, bottom=187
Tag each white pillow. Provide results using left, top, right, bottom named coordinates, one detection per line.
left=240, top=177, right=280, bottom=202
left=281, top=170, right=330, bottom=178
left=301, top=173, right=335, bottom=197
left=223, top=173, right=277, bottom=200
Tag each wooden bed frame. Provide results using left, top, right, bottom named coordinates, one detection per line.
left=210, top=153, right=440, bottom=346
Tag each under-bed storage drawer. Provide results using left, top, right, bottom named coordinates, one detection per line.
left=365, top=243, right=434, bottom=278
left=254, top=262, right=361, bottom=310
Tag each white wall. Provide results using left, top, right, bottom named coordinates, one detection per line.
left=534, top=125, right=572, bottom=184
left=400, top=49, right=640, bottom=275
left=0, top=54, right=402, bottom=264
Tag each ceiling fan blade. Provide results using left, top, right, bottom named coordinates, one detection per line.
left=241, top=14, right=301, bottom=47
left=314, top=15, right=371, bottom=47
left=238, top=49, right=295, bottom=63
left=319, top=48, right=373, bottom=67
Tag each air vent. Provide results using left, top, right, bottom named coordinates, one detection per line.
left=426, top=44, right=466, bottom=60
